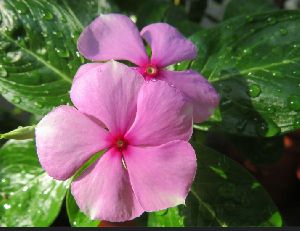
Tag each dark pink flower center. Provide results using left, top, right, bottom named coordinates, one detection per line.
left=109, top=134, right=128, bottom=151
left=141, top=64, right=159, bottom=79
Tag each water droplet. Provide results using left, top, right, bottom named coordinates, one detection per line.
left=37, top=47, right=46, bottom=55
left=22, top=186, right=29, bottom=192
left=247, top=72, right=252, bottom=76
left=225, top=25, right=231, bottom=30
left=3, top=203, right=11, bottom=210
left=73, top=221, right=77, bottom=226
left=6, top=51, right=22, bottom=63
left=267, top=17, right=276, bottom=25
left=256, top=121, right=268, bottom=136
left=0, top=66, right=7, bottom=77
left=1, top=178, right=6, bottom=183
left=55, top=47, right=69, bottom=58
left=75, top=51, right=81, bottom=58
left=34, top=102, right=43, bottom=108
left=221, top=99, right=232, bottom=110
left=287, top=95, right=300, bottom=111
left=246, top=15, right=254, bottom=22
left=52, top=31, right=63, bottom=38
left=247, top=84, right=261, bottom=98
left=266, top=107, right=275, bottom=113
left=236, top=119, right=247, bottom=131
left=12, top=96, right=21, bottom=104
left=292, top=71, right=297, bottom=75
left=42, top=11, right=54, bottom=20
left=279, top=28, right=288, bottom=36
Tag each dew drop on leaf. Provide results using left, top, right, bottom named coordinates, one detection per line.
left=0, top=66, right=8, bottom=77
left=52, top=31, right=63, bottom=38
left=12, top=96, right=21, bottom=104
left=3, top=203, right=11, bottom=210
left=42, top=11, right=54, bottom=20
left=245, top=15, right=254, bottom=22
left=247, top=84, right=261, bottom=98
left=267, top=17, right=276, bottom=25
left=287, top=95, right=300, bottom=111
left=6, top=51, right=22, bottom=63
left=55, top=47, right=69, bottom=58
left=279, top=28, right=288, bottom=36
left=34, top=102, right=43, bottom=108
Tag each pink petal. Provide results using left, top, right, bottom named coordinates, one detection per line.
left=160, top=70, right=220, bottom=123
left=123, top=141, right=196, bottom=211
left=77, top=13, right=148, bottom=65
left=125, top=80, right=193, bottom=146
left=141, top=23, right=197, bottom=67
left=71, top=61, right=144, bottom=134
left=73, top=63, right=102, bottom=82
left=35, top=106, right=109, bottom=180
left=71, top=149, right=144, bottom=222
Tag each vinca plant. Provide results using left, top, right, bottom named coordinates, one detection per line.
left=0, top=0, right=300, bottom=227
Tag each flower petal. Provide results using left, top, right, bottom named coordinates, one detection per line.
left=35, top=105, right=109, bottom=180
left=71, top=149, right=144, bottom=222
left=123, top=141, right=196, bottom=211
left=160, top=70, right=220, bottom=123
left=141, top=23, right=197, bottom=67
left=71, top=61, right=144, bottom=134
left=125, top=80, right=193, bottom=146
left=73, top=63, right=102, bottom=82
left=78, top=13, right=148, bottom=65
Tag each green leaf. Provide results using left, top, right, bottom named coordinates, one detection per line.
left=182, top=134, right=282, bottom=226
left=0, top=0, right=84, bottom=115
left=223, top=0, right=278, bottom=20
left=60, top=0, right=119, bottom=27
left=148, top=207, right=184, bottom=227
left=136, top=0, right=200, bottom=36
left=66, top=189, right=100, bottom=227
left=0, top=126, right=35, bottom=140
left=190, top=11, right=300, bottom=136
left=0, top=139, right=68, bottom=227
left=146, top=131, right=282, bottom=227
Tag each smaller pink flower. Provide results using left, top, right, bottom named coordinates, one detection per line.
left=35, top=61, right=196, bottom=222
left=77, top=13, right=219, bottom=123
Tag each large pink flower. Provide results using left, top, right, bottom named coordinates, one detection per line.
left=35, top=61, right=196, bottom=222
left=77, top=13, right=219, bottom=123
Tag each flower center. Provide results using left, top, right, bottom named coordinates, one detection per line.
left=144, top=64, right=159, bottom=78
left=115, top=138, right=127, bottom=151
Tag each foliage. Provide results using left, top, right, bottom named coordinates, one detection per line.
left=1, top=0, right=299, bottom=227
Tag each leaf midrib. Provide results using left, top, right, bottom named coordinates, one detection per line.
left=209, top=57, right=300, bottom=83
left=0, top=32, right=72, bottom=84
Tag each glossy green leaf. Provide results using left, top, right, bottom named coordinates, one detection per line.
left=0, top=0, right=84, bottom=115
left=0, top=139, right=68, bottom=227
left=66, top=190, right=100, bottom=227
left=148, top=207, right=184, bottom=227
left=189, top=11, right=300, bottom=136
left=136, top=0, right=199, bottom=36
left=184, top=134, right=282, bottom=226
left=146, top=132, right=282, bottom=227
left=0, top=125, right=35, bottom=140
left=60, top=0, right=119, bottom=27
left=223, top=0, right=278, bottom=20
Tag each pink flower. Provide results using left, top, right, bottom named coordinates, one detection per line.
left=77, top=13, right=219, bottom=123
left=35, top=61, right=197, bottom=222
